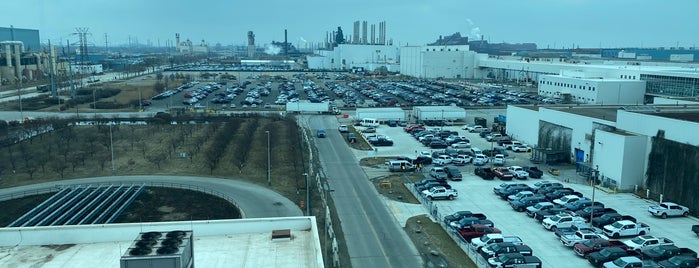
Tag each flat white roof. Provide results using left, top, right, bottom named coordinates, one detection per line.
left=0, top=217, right=323, bottom=268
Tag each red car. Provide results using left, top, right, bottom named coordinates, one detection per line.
left=573, top=238, right=626, bottom=257
left=403, top=124, right=425, bottom=132
left=457, top=224, right=501, bottom=241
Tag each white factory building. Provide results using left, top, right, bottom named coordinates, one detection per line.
left=538, top=70, right=647, bottom=105
left=505, top=104, right=699, bottom=191
left=307, top=44, right=399, bottom=72
left=400, top=45, right=480, bottom=79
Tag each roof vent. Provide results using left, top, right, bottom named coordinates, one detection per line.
left=271, top=229, right=292, bottom=242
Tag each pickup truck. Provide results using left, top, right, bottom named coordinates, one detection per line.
left=648, top=202, right=690, bottom=218
left=432, top=155, right=453, bottom=166
left=510, top=196, right=547, bottom=212
left=641, top=245, right=697, bottom=262
left=573, top=238, right=627, bottom=257
left=421, top=186, right=458, bottom=200
left=658, top=255, right=699, bottom=268
left=602, top=256, right=659, bottom=268
left=623, top=235, right=674, bottom=252
left=560, top=230, right=602, bottom=247
left=457, top=224, right=501, bottom=241
left=542, top=214, right=586, bottom=231
left=553, top=194, right=584, bottom=206
left=443, top=211, right=487, bottom=225
left=554, top=222, right=602, bottom=239
left=525, top=202, right=555, bottom=217
left=470, top=234, right=523, bottom=251
left=587, top=247, right=637, bottom=267
left=451, top=217, right=494, bottom=230
left=523, top=166, right=544, bottom=178
left=476, top=167, right=496, bottom=180
left=493, top=167, right=515, bottom=180
left=591, top=213, right=636, bottom=228
left=480, top=243, right=533, bottom=259
left=464, top=125, right=486, bottom=132
left=508, top=166, right=529, bottom=179
left=487, top=253, right=542, bottom=268
left=603, top=220, right=651, bottom=238
left=507, top=190, right=536, bottom=202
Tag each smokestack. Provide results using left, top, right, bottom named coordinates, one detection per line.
left=371, top=24, right=375, bottom=45
left=175, top=33, right=180, bottom=51
left=284, top=29, right=288, bottom=55
left=353, top=21, right=360, bottom=44
left=362, top=21, right=367, bottom=44
left=247, top=31, right=255, bottom=58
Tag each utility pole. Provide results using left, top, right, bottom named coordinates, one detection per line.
left=104, top=33, right=109, bottom=52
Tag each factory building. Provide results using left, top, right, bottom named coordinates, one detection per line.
left=505, top=104, right=699, bottom=212
left=175, top=33, right=210, bottom=54
left=307, top=44, right=399, bottom=72
left=400, top=45, right=480, bottom=79
left=0, top=27, right=60, bottom=85
left=538, top=70, right=646, bottom=104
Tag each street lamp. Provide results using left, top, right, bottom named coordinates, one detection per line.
left=266, top=130, right=271, bottom=186
left=590, top=165, right=599, bottom=223
left=303, top=172, right=310, bottom=216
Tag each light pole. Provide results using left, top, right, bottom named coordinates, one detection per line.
left=266, top=130, right=271, bottom=186
left=590, top=165, right=598, bottom=223
left=110, top=123, right=115, bottom=174
left=303, top=172, right=310, bottom=216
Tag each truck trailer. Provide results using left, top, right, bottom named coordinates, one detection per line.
left=286, top=101, right=332, bottom=114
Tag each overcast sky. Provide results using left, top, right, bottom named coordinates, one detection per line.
left=4, top=0, right=699, bottom=49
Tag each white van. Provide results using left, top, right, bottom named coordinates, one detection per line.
left=386, top=160, right=414, bottom=172
left=470, top=147, right=483, bottom=156
left=360, top=118, right=380, bottom=127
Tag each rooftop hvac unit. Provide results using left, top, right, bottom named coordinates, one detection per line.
left=120, top=230, right=194, bottom=268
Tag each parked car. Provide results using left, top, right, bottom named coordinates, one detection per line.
left=443, top=211, right=486, bottom=225
left=429, top=167, right=449, bottom=180
left=338, top=124, right=348, bottom=133
left=451, top=141, right=471, bottom=148
left=472, top=154, right=489, bottom=165
left=648, top=202, right=690, bottom=218
left=492, top=154, right=506, bottom=166
left=452, top=155, right=473, bottom=165
left=444, top=166, right=463, bottom=181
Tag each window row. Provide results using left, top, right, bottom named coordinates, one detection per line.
left=539, top=80, right=596, bottom=91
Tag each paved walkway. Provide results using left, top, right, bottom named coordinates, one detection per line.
left=0, top=175, right=303, bottom=219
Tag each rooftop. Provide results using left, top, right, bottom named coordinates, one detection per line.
left=549, top=106, right=620, bottom=122
left=0, top=217, right=323, bottom=268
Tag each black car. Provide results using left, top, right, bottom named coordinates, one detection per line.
left=444, top=166, right=463, bottom=181
left=429, top=140, right=449, bottom=149
left=413, top=178, right=438, bottom=188
left=587, top=247, right=636, bottom=267
left=416, top=181, right=451, bottom=192
left=534, top=207, right=571, bottom=222
left=475, top=167, right=495, bottom=180
left=370, top=138, right=393, bottom=146
left=591, top=213, right=636, bottom=228
left=442, top=211, right=487, bottom=225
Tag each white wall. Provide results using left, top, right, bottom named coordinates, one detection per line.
left=539, top=107, right=616, bottom=162
left=616, top=110, right=699, bottom=146
left=505, top=105, right=541, bottom=146
left=593, top=130, right=647, bottom=190
left=538, top=75, right=645, bottom=104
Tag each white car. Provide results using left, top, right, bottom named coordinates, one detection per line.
left=512, top=144, right=532, bottom=152
left=472, top=154, right=489, bottom=165
left=338, top=125, right=348, bottom=133
left=452, top=155, right=473, bottom=165
left=451, top=141, right=471, bottom=148
left=433, top=155, right=453, bottom=166
left=492, top=154, right=506, bottom=166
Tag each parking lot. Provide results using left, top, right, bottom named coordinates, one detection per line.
left=347, top=121, right=699, bottom=268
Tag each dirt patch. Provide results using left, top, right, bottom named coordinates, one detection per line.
left=405, top=215, right=476, bottom=268
left=370, top=173, right=421, bottom=204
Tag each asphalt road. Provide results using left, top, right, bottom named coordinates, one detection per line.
left=0, top=175, right=302, bottom=219
left=301, top=114, right=423, bottom=268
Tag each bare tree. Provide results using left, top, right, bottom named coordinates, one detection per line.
left=50, top=158, right=69, bottom=178
left=147, top=151, right=166, bottom=169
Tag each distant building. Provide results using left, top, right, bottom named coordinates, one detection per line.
left=400, top=45, right=478, bottom=79
left=428, top=32, right=469, bottom=46
left=308, top=44, right=399, bottom=72
left=175, top=33, right=209, bottom=54
left=0, top=26, right=41, bottom=51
